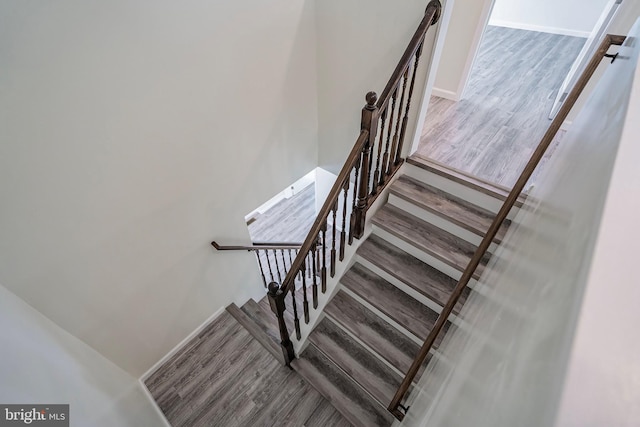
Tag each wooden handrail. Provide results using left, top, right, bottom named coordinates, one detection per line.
left=376, top=1, right=441, bottom=112
left=280, top=129, right=369, bottom=296
left=388, top=33, right=627, bottom=420
left=253, top=241, right=304, bottom=247
left=211, top=241, right=302, bottom=251
left=262, top=0, right=443, bottom=367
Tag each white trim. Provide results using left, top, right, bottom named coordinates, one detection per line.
left=561, top=120, right=573, bottom=131
left=138, top=379, right=173, bottom=427
left=488, top=20, right=591, bottom=38
left=139, top=305, right=226, bottom=382
left=457, top=0, right=496, bottom=98
left=431, top=87, right=460, bottom=101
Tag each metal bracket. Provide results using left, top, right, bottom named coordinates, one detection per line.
left=604, top=52, right=619, bottom=64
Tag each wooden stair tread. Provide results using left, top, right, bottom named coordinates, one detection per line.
left=391, top=175, right=510, bottom=243
left=308, top=317, right=403, bottom=407
left=226, top=303, right=284, bottom=364
left=240, top=299, right=284, bottom=350
left=292, top=344, right=394, bottom=427
left=324, top=290, right=426, bottom=378
left=341, top=263, right=447, bottom=345
left=372, top=204, right=490, bottom=280
left=358, top=234, right=469, bottom=315
left=407, top=154, right=526, bottom=208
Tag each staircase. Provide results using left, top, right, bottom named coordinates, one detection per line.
left=227, top=155, right=514, bottom=427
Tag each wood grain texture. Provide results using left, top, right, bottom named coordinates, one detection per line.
left=227, top=303, right=284, bottom=364
left=417, top=26, right=582, bottom=189
left=309, top=317, right=403, bottom=406
left=324, top=290, right=426, bottom=378
left=145, top=311, right=350, bottom=426
left=407, top=155, right=526, bottom=207
left=248, top=184, right=316, bottom=243
left=390, top=175, right=510, bottom=243
left=372, top=204, right=491, bottom=279
left=292, top=344, right=394, bottom=427
left=358, top=234, right=468, bottom=315
left=341, top=263, right=448, bottom=345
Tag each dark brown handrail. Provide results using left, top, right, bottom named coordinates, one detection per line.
left=263, top=1, right=443, bottom=367
left=211, top=241, right=302, bottom=251
left=388, top=33, right=627, bottom=420
left=280, top=129, right=370, bottom=296
left=377, top=0, right=441, bottom=111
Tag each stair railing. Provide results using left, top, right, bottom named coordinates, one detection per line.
left=263, top=0, right=443, bottom=366
left=211, top=241, right=302, bottom=289
left=387, top=33, right=627, bottom=420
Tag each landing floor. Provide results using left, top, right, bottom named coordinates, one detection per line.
left=145, top=311, right=350, bottom=427
left=417, top=26, right=584, bottom=189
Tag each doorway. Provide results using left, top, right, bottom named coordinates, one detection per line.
left=414, top=0, right=618, bottom=190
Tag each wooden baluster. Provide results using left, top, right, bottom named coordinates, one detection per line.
left=380, top=89, right=398, bottom=186
left=371, top=107, right=387, bottom=194
left=265, top=249, right=275, bottom=282
left=255, top=251, right=267, bottom=288
left=331, top=202, right=337, bottom=277
left=293, top=249, right=301, bottom=281
left=301, top=261, right=309, bottom=323
left=273, top=249, right=282, bottom=283
left=290, top=249, right=301, bottom=282
left=280, top=249, right=289, bottom=277
left=341, top=180, right=349, bottom=259
left=395, top=44, right=423, bottom=166
left=349, top=159, right=361, bottom=245
left=311, top=243, right=318, bottom=309
left=352, top=92, right=379, bottom=240
left=267, top=282, right=295, bottom=366
left=290, top=286, right=301, bottom=340
left=321, top=223, right=327, bottom=293
left=389, top=70, right=409, bottom=175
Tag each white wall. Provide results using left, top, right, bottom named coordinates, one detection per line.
left=315, top=0, right=442, bottom=174
left=0, top=0, right=318, bottom=377
left=554, top=19, right=640, bottom=427
left=432, top=0, right=494, bottom=100
left=490, top=0, right=611, bottom=37
left=0, top=284, right=168, bottom=427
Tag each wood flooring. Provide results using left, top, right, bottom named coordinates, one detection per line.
left=417, top=26, right=583, bottom=189
left=248, top=184, right=316, bottom=243
left=145, top=311, right=351, bottom=427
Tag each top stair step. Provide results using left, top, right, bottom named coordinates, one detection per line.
left=372, top=204, right=491, bottom=280
left=407, top=155, right=526, bottom=208
left=390, top=175, right=510, bottom=244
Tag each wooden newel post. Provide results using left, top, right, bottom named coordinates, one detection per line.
left=352, top=91, right=378, bottom=239
left=267, top=281, right=295, bottom=366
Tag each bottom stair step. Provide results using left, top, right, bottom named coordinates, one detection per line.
left=292, top=344, right=394, bottom=427
left=226, top=303, right=284, bottom=364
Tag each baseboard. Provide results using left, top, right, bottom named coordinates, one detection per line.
left=139, top=305, right=226, bottom=382
left=489, top=20, right=590, bottom=38
left=138, top=379, right=173, bottom=427
left=431, top=87, right=460, bottom=101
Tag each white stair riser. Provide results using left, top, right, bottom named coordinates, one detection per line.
left=404, top=163, right=519, bottom=219
left=388, top=193, right=500, bottom=252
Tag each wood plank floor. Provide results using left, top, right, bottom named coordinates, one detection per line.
left=145, top=311, right=351, bottom=427
left=417, top=26, right=583, bottom=189
left=248, top=184, right=316, bottom=243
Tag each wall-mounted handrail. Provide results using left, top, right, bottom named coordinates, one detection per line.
left=387, top=33, right=627, bottom=420
left=211, top=241, right=302, bottom=251
left=211, top=240, right=304, bottom=291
